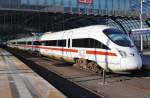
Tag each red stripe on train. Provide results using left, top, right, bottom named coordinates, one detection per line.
left=39, top=46, right=78, bottom=53
left=21, top=45, right=78, bottom=53
left=86, top=50, right=117, bottom=56
left=63, top=48, right=78, bottom=52
left=20, top=45, right=116, bottom=56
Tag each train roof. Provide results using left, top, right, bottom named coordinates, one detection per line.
left=42, top=25, right=109, bottom=36
left=44, top=25, right=109, bottom=35
left=8, top=35, right=40, bottom=42
left=41, top=25, right=110, bottom=40
left=8, top=25, right=116, bottom=42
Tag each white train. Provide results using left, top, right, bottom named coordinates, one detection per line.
left=7, top=25, right=142, bottom=73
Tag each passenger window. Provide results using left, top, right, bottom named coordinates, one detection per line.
left=45, top=40, right=57, bottom=46
left=72, top=38, right=110, bottom=50
left=89, top=39, right=95, bottom=48
left=95, top=40, right=110, bottom=49
left=27, top=42, right=32, bottom=45
left=33, top=41, right=41, bottom=45
left=58, top=40, right=66, bottom=47
left=72, top=38, right=89, bottom=48
left=95, top=40, right=102, bottom=48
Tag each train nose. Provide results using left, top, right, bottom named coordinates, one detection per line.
left=121, top=56, right=142, bottom=71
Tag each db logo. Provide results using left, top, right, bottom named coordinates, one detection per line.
left=79, top=0, right=93, bottom=4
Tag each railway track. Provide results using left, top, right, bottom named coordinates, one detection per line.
left=6, top=48, right=150, bottom=98
left=6, top=48, right=106, bottom=98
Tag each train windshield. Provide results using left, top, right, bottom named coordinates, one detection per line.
left=103, top=28, right=134, bottom=47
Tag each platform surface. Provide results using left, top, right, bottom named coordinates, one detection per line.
left=0, top=48, right=67, bottom=98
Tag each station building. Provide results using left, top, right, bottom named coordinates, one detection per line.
left=0, top=0, right=149, bottom=52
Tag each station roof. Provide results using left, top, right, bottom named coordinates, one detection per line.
left=0, top=0, right=150, bottom=41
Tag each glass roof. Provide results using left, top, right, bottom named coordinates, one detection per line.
left=0, top=0, right=147, bottom=17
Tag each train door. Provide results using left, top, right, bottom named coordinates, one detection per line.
left=32, top=38, right=36, bottom=52
left=85, top=38, right=96, bottom=61
left=66, top=31, right=73, bottom=58
left=95, top=40, right=110, bottom=70
left=35, top=36, right=41, bottom=53
left=31, top=39, right=34, bottom=52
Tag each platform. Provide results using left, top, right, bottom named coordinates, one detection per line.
left=0, top=48, right=67, bottom=98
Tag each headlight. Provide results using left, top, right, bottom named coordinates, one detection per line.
left=118, top=50, right=127, bottom=58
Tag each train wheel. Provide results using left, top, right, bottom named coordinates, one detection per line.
left=38, top=52, right=41, bottom=57
left=73, top=59, right=80, bottom=68
left=74, top=58, right=87, bottom=69
left=74, top=59, right=102, bottom=74
left=87, top=62, right=101, bottom=73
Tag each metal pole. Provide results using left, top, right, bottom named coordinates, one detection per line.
left=140, top=0, right=143, bottom=52
left=103, top=69, right=106, bottom=84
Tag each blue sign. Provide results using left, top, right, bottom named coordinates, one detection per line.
left=132, top=29, right=150, bottom=35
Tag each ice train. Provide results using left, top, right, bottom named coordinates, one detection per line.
left=7, top=25, right=142, bottom=73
